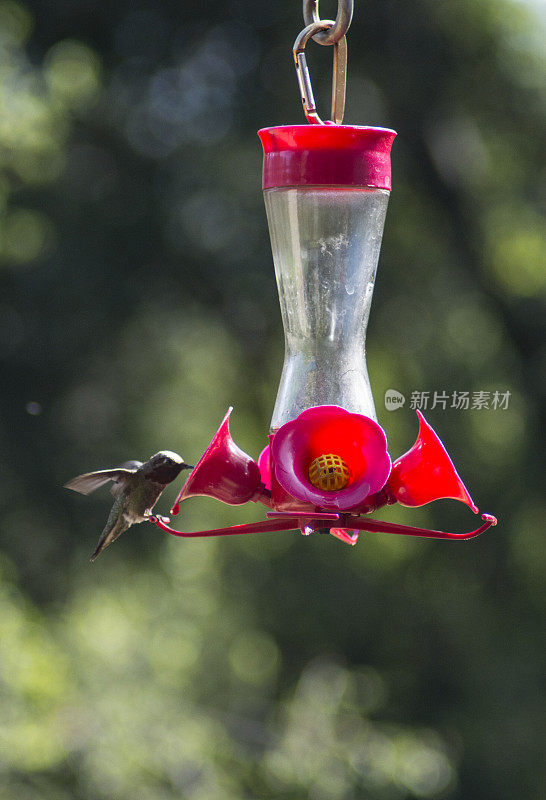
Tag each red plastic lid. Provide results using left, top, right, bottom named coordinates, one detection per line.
left=258, top=125, right=396, bottom=190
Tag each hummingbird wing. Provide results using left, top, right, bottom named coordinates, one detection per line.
left=120, top=460, right=143, bottom=470
left=110, top=461, right=144, bottom=497
left=90, top=496, right=131, bottom=562
left=64, top=467, right=139, bottom=497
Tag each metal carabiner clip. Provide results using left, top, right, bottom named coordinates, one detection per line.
left=293, top=21, right=347, bottom=125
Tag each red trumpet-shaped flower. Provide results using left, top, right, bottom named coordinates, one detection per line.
left=387, top=410, right=478, bottom=512
left=271, top=406, right=391, bottom=512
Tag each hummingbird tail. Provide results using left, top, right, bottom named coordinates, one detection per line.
left=90, top=545, right=103, bottom=563
left=90, top=514, right=131, bottom=562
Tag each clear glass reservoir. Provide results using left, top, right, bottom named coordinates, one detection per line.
left=265, top=186, right=390, bottom=431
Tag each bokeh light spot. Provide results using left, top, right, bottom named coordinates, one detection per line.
left=0, top=0, right=33, bottom=46
left=44, top=40, right=102, bottom=108
left=3, top=209, right=54, bottom=263
left=229, top=630, right=279, bottom=685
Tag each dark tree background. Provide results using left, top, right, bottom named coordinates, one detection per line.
left=0, top=0, right=544, bottom=797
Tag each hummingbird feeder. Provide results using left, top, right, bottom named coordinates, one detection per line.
left=152, top=0, right=496, bottom=544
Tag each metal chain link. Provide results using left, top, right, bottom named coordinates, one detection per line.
left=303, top=0, right=353, bottom=46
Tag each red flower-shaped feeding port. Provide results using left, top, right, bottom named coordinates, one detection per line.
left=271, top=406, right=391, bottom=511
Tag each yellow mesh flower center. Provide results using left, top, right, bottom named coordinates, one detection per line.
left=308, top=454, right=350, bottom=491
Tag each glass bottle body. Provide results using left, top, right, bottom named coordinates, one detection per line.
left=264, top=186, right=390, bottom=431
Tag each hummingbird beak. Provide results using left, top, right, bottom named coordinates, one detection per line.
left=183, top=464, right=194, bottom=470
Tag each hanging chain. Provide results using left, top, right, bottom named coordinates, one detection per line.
left=293, top=1, right=352, bottom=125
left=303, top=0, right=353, bottom=46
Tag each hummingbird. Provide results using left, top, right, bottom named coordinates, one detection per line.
left=64, top=451, right=193, bottom=561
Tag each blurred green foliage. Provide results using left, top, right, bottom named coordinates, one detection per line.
left=0, top=0, right=544, bottom=797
